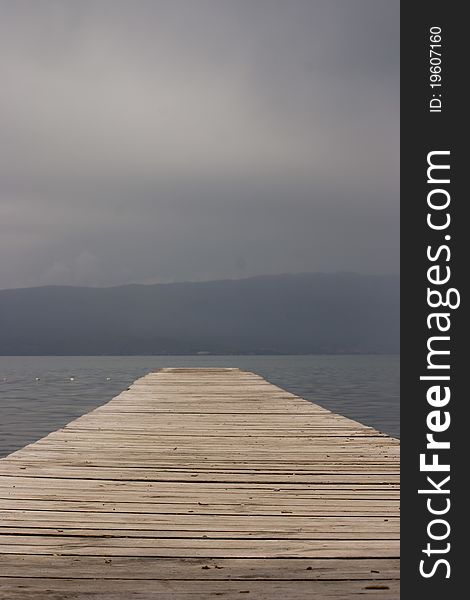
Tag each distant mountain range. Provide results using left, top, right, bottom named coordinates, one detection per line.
left=0, top=273, right=399, bottom=355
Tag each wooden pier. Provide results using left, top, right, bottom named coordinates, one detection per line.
left=0, top=368, right=400, bottom=598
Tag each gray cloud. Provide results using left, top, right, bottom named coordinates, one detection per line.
left=0, top=0, right=399, bottom=289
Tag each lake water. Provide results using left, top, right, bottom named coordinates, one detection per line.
left=0, top=355, right=399, bottom=457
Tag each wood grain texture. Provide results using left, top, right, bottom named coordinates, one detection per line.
left=0, top=367, right=400, bottom=598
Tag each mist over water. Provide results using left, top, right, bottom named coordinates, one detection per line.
left=0, top=355, right=399, bottom=457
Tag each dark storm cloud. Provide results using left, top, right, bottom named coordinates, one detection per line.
left=0, top=0, right=399, bottom=289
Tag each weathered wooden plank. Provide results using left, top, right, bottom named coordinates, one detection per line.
left=0, top=555, right=400, bottom=579
left=0, top=509, right=399, bottom=531
left=0, top=535, right=400, bottom=557
left=0, top=466, right=399, bottom=485
left=0, top=579, right=400, bottom=600
left=0, top=528, right=399, bottom=540
left=0, top=476, right=399, bottom=489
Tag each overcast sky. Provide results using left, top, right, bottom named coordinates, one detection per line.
left=0, top=0, right=399, bottom=289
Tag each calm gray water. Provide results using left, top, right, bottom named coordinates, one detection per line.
left=0, top=355, right=399, bottom=457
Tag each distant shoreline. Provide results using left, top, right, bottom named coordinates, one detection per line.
left=0, top=352, right=400, bottom=357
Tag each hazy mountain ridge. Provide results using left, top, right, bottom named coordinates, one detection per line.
left=0, top=273, right=399, bottom=355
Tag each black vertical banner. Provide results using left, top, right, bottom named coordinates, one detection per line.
left=401, top=1, right=465, bottom=598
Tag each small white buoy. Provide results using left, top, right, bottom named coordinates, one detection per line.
left=69, top=377, right=75, bottom=381
left=106, top=377, right=111, bottom=381
left=35, top=377, right=40, bottom=381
